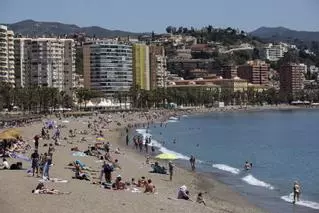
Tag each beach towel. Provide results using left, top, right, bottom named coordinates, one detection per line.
left=131, top=188, right=142, bottom=193
left=72, top=152, right=86, bottom=157
left=10, top=152, right=31, bottom=162
left=39, top=178, right=68, bottom=183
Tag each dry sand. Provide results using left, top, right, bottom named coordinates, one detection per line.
left=0, top=111, right=268, bottom=213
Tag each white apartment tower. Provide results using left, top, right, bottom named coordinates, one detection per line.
left=14, top=38, right=75, bottom=95
left=0, top=25, right=15, bottom=85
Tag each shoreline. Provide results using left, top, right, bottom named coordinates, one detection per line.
left=117, top=117, right=268, bottom=213
left=2, top=106, right=316, bottom=213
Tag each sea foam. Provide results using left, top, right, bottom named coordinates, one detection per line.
left=212, top=164, right=240, bottom=174
left=242, top=174, right=274, bottom=190
left=281, top=193, right=319, bottom=210
left=135, top=128, right=188, bottom=160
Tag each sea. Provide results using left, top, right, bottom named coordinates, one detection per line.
left=135, top=109, right=319, bottom=213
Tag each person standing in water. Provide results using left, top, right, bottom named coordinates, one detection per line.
left=293, top=181, right=301, bottom=204
left=168, top=161, right=174, bottom=181
left=189, top=155, right=196, bottom=171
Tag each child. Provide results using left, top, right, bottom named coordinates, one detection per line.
left=196, top=192, right=206, bottom=206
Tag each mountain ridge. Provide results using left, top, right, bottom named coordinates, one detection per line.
left=4, top=19, right=142, bottom=37
left=250, top=26, right=319, bottom=42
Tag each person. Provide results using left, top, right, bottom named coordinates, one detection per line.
left=244, top=161, right=252, bottom=170
left=293, top=181, right=301, bottom=204
left=189, top=155, right=196, bottom=171
left=177, top=185, right=192, bottom=201
left=43, top=156, right=51, bottom=180
left=144, top=179, right=155, bottom=193
left=131, top=178, right=138, bottom=186
left=126, top=134, right=129, bottom=146
left=113, top=175, right=126, bottom=190
left=32, top=183, right=70, bottom=195
left=31, top=150, right=40, bottom=177
left=34, top=135, right=40, bottom=150
left=0, top=158, right=10, bottom=169
left=104, top=142, right=110, bottom=153
left=103, top=162, right=114, bottom=183
left=41, top=127, right=46, bottom=138
left=196, top=192, right=206, bottom=206
left=168, top=161, right=174, bottom=181
left=137, top=176, right=147, bottom=187
left=112, top=159, right=121, bottom=170
left=74, top=162, right=90, bottom=181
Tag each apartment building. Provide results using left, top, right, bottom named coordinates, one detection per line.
left=83, top=41, right=133, bottom=98
left=132, top=44, right=150, bottom=90
left=0, top=25, right=15, bottom=85
left=260, top=43, right=288, bottom=62
left=14, top=38, right=75, bottom=95
left=280, top=63, right=304, bottom=97
left=220, top=65, right=238, bottom=79
left=237, top=60, right=269, bottom=85
left=149, top=45, right=168, bottom=89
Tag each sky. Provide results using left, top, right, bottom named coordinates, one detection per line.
left=1, top=0, right=319, bottom=33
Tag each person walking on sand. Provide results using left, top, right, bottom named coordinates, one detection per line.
left=293, top=181, right=301, bottom=204
left=190, top=155, right=196, bottom=171
left=168, top=161, right=174, bottom=181
left=31, top=150, right=39, bottom=177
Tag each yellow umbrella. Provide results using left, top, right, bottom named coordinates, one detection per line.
left=155, top=153, right=178, bottom=160
left=1, top=129, right=21, bottom=138
left=0, top=132, right=17, bottom=140
left=96, top=137, right=105, bottom=141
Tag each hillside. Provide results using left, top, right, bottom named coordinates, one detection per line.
left=250, top=26, right=319, bottom=42
left=5, top=19, right=141, bottom=37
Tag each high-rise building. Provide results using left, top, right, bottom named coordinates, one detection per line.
left=237, top=60, right=269, bottom=85
left=280, top=63, right=304, bottom=97
left=83, top=41, right=133, bottom=98
left=149, top=45, right=167, bottom=89
left=132, top=44, right=150, bottom=90
left=14, top=38, right=75, bottom=95
left=0, top=25, right=15, bottom=85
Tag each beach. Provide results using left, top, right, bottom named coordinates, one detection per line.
left=0, top=109, right=269, bottom=213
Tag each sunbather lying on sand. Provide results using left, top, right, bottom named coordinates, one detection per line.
left=32, top=183, right=70, bottom=195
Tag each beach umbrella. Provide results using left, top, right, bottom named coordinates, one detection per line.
left=155, top=153, right=178, bottom=160
left=0, top=132, right=17, bottom=140
left=96, top=137, right=105, bottom=141
left=1, top=128, right=21, bottom=138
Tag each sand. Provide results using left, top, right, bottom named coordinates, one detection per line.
left=0, top=110, right=268, bottom=213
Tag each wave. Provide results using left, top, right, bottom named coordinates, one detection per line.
left=169, top=116, right=179, bottom=120
left=242, top=174, right=274, bottom=190
left=212, top=164, right=240, bottom=174
left=181, top=115, right=188, bottom=117
left=167, top=120, right=178, bottom=123
left=281, top=193, right=319, bottom=210
left=135, top=128, right=188, bottom=160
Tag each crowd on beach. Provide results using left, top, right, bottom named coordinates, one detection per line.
left=0, top=110, right=210, bottom=207
left=0, top=108, right=304, bottom=211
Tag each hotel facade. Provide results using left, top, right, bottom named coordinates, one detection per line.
left=83, top=41, right=133, bottom=98
left=0, top=25, right=15, bottom=85
left=14, top=38, right=75, bottom=95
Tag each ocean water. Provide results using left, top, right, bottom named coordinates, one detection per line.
left=136, top=110, right=319, bottom=213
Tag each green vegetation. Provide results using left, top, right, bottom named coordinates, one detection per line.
left=0, top=83, right=73, bottom=112
left=166, top=25, right=262, bottom=46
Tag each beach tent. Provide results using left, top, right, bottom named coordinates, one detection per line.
left=86, top=101, right=95, bottom=108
